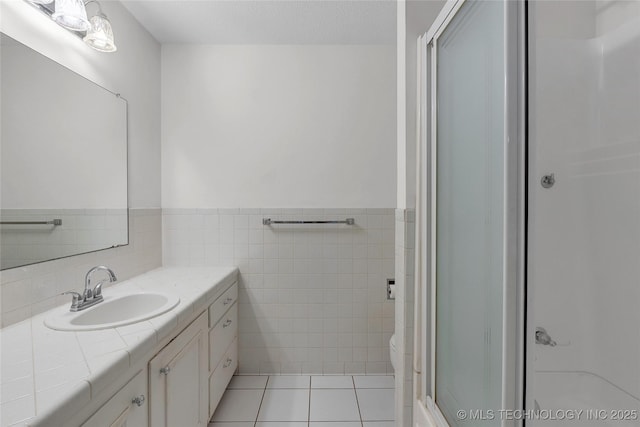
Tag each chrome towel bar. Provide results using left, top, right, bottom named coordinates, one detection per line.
left=263, top=218, right=355, bottom=226
left=0, top=219, right=62, bottom=226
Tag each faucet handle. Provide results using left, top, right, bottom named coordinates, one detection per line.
left=62, top=290, right=81, bottom=300
left=61, top=291, right=82, bottom=309
left=93, top=280, right=106, bottom=298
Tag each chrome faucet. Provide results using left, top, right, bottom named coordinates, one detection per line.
left=62, top=266, right=117, bottom=312
left=535, top=327, right=557, bottom=347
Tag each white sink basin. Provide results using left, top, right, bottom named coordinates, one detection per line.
left=44, top=292, right=180, bottom=331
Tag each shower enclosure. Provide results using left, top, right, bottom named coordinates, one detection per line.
left=414, top=0, right=640, bottom=426
left=528, top=0, right=640, bottom=424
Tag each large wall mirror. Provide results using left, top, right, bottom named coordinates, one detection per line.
left=0, top=32, right=128, bottom=270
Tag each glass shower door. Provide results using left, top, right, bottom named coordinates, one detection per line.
left=427, top=0, right=521, bottom=425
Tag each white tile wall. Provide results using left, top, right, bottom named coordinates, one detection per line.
left=0, top=209, right=162, bottom=327
left=394, top=208, right=415, bottom=427
left=0, top=209, right=128, bottom=270
left=163, top=208, right=395, bottom=375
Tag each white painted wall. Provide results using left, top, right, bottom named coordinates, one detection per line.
left=161, top=44, right=396, bottom=208
left=396, top=0, right=445, bottom=210
left=0, top=0, right=161, bottom=208
left=404, top=1, right=445, bottom=209
left=397, top=1, right=407, bottom=210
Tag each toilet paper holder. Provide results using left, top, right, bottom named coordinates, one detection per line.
left=387, top=279, right=396, bottom=300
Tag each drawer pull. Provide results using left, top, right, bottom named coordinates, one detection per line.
left=223, top=358, right=233, bottom=368
left=223, top=297, right=233, bottom=305
left=160, top=366, right=171, bottom=375
left=223, top=319, right=232, bottom=328
left=131, top=395, right=145, bottom=407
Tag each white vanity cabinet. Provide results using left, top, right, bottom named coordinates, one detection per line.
left=81, top=370, right=147, bottom=427
left=74, top=277, right=239, bottom=427
left=11, top=268, right=242, bottom=427
left=208, top=282, right=238, bottom=417
left=149, top=312, right=209, bottom=427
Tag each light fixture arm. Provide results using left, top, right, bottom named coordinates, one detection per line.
left=83, top=0, right=105, bottom=18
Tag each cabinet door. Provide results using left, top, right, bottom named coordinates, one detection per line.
left=149, top=312, right=208, bottom=427
left=82, top=370, right=147, bottom=427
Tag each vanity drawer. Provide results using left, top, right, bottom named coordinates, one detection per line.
left=82, top=370, right=147, bottom=427
left=209, top=282, right=238, bottom=328
left=209, top=338, right=238, bottom=417
left=209, top=303, right=237, bottom=370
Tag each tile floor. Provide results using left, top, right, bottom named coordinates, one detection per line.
left=209, top=375, right=395, bottom=427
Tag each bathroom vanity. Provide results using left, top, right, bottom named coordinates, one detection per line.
left=0, top=267, right=238, bottom=427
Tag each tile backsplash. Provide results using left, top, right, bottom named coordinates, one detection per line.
left=0, top=208, right=162, bottom=327
left=1, top=207, right=394, bottom=375
left=163, top=208, right=395, bottom=375
left=0, top=209, right=128, bottom=270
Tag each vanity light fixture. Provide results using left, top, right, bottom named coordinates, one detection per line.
left=25, top=0, right=117, bottom=53
left=51, top=0, right=90, bottom=31
left=83, top=0, right=117, bottom=52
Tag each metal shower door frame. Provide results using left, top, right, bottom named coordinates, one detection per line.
left=416, top=1, right=528, bottom=426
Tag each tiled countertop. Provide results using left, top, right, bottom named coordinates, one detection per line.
left=0, top=266, right=238, bottom=427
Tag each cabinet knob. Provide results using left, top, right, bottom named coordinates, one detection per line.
left=132, top=395, right=145, bottom=407
left=223, top=297, right=233, bottom=305
left=223, top=319, right=232, bottom=328
left=160, top=366, right=171, bottom=375
left=223, top=358, right=233, bottom=368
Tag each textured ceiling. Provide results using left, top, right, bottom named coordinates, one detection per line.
left=120, top=0, right=396, bottom=44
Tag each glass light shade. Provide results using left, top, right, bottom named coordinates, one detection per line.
left=84, top=13, right=117, bottom=52
left=52, top=0, right=90, bottom=31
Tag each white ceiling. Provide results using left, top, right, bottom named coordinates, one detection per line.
left=120, top=0, right=396, bottom=45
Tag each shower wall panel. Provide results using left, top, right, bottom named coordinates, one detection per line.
left=530, top=0, right=640, bottom=412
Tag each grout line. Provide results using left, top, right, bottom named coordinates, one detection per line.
left=253, top=376, right=269, bottom=427
left=217, top=375, right=393, bottom=426
left=352, top=376, right=365, bottom=427
left=308, top=376, right=312, bottom=427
